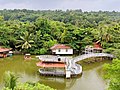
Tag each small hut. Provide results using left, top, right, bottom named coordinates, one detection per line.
left=85, top=41, right=102, bottom=54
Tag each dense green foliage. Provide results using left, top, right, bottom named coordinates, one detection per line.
left=3, top=83, right=55, bottom=90
left=3, top=72, right=55, bottom=90
left=0, top=9, right=120, bottom=55
left=103, top=59, right=120, bottom=90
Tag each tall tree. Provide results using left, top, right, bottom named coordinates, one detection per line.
left=16, top=31, right=34, bottom=52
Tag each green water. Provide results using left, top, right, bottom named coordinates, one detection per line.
left=0, top=55, right=111, bottom=90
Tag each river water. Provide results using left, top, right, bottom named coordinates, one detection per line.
left=0, top=55, right=110, bottom=90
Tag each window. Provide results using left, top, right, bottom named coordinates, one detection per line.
left=58, top=58, right=61, bottom=61
left=58, top=49, right=61, bottom=52
left=66, top=49, right=68, bottom=52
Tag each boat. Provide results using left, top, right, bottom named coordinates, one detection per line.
left=7, top=51, right=13, bottom=57
left=24, top=54, right=31, bottom=60
left=36, top=55, right=82, bottom=78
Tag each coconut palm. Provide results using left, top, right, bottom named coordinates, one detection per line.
left=16, top=31, right=34, bottom=51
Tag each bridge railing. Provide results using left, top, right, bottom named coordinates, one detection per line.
left=73, top=53, right=114, bottom=62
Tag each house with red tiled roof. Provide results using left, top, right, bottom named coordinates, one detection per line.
left=0, top=47, right=11, bottom=58
left=85, top=41, right=102, bottom=54
left=50, top=44, right=73, bottom=55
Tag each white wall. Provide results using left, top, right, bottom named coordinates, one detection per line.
left=52, top=49, right=56, bottom=52
left=52, top=49, right=73, bottom=54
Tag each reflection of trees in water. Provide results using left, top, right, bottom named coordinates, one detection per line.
left=38, top=77, right=66, bottom=90
left=38, top=75, right=82, bottom=90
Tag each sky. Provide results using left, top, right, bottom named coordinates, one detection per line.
left=0, top=0, right=120, bottom=11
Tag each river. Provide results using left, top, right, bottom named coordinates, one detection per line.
left=0, top=55, right=110, bottom=90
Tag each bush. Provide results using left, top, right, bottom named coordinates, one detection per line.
left=29, top=48, right=48, bottom=55
left=14, top=83, right=55, bottom=90
left=3, top=82, right=56, bottom=90
left=104, top=48, right=120, bottom=59
left=39, top=48, right=47, bottom=54
left=3, top=71, right=19, bottom=90
left=103, top=59, right=120, bottom=90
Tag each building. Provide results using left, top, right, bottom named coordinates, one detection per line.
left=50, top=44, right=73, bottom=55
left=85, top=41, right=102, bottom=54
left=93, top=40, right=102, bottom=53
left=36, top=55, right=82, bottom=78
left=0, top=47, right=11, bottom=58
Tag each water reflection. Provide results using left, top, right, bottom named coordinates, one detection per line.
left=38, top=76, right=78, bottom=90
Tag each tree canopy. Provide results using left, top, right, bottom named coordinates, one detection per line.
left=0, top=9, right=120, bottom=56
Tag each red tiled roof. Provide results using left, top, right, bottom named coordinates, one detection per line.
left=0, top=48, right=11, bottom=53
left=36, top=62, right=66, bottom=68
left=94, top=43, right=102, bottom=48
left=50, top=44, right=71, bottom=49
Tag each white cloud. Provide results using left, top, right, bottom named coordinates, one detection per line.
left=0, top=0, right=119, bottom=11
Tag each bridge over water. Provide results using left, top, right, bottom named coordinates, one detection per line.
left=73, top=53, right=114, bottom=62
left=66, top=53, right=114, bottom=76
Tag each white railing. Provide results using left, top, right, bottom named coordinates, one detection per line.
left=65, top=53, right=113, bottom=75
left=73, top=53, right=114, bottom=62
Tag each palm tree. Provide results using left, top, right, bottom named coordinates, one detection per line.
left=16, top=31, right=34, bottom=52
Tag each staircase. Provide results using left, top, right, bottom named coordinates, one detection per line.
left=66, top=59, right=82, bottom=75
